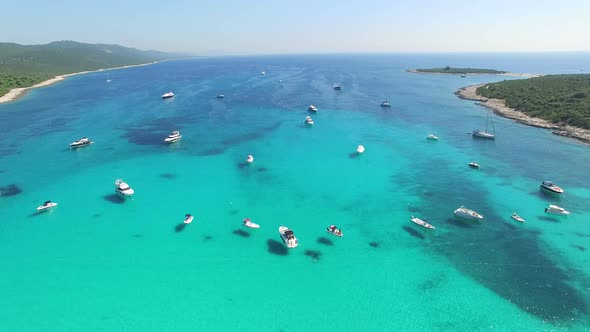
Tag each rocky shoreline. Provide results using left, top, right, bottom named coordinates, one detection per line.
left=456, top=84, right=590, bottom=144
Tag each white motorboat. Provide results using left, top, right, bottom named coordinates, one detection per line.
left=115, top=179, right=134, bottom=197
left=511, top=213, right=525, bottom=223
left=217, top=94, right=225, bottom=99
left=410, top=216, right=436, bottom=229
left=468, top=162, right=480, bottom=168
left=308, top=105, right=318, bottom=112
left=545, top=205, right=570, bottom=216
left=305, top=116, right=314, bottom=125
left=333, top=84, right=342, bottom=90
left=184, top=214, right=194, bottom=224
left=454, top=206, right=484, bottom=221
left=106, top=79, right=112, bottom=83
left=261, top=71, right=266, bottom=76
left=161, top=91, right=175, bottom=99
left=164, top=130, right=182, bottom=143
left=70, top=137, right=93, bottom=149
left=426, top=134, right=439, bottom=141
left=326, top=225, right=343, bottom=237
left=246, top=154, right=254, bottom=164
left=279, top=226, right=298, bottom=248
left=356, top=145, right=365, bottom=154
left=243, top=218, right=260, bottom=229
left=540, top=180, right=564, bottom=194
left=37, top=200, right=58, bottom=211
left=380, top=100, right=391, bottom=107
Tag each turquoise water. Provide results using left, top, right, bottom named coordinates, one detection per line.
left=1, top=54, right=590, bottom=331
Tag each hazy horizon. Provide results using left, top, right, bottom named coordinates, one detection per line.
left=1, top=0, right=589, bottom=55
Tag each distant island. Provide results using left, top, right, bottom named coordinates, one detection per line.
left=0, top=41, right=180, bottom=103
left=411, top=66, right=507, bottom=74
left=457, top=74, right=590, bottom=144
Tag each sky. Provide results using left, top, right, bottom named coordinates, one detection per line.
left=1, top=0, right=589, bottom=55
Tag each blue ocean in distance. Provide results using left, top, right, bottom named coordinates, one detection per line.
left=1, top=53, right=590, bottom=331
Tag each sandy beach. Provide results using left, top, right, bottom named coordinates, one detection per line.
left=456, top=83, right=590, bottom=144
left=0, top=61, right=159, bottom=104
left=407, top=69, right=543, bottom=78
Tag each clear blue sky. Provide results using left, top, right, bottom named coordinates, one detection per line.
left=1, top=0, right=589, bottom=54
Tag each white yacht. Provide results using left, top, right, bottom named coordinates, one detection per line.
left=246, top=154, right=254, bottom=164
left=115, top=179, right=134, bottom=197
left=545, top=205, right=570, bottom=216
left=472, top=110, right=496, bottom=139
left=184, top=214, right=194, bottom=224
left=426, top=134, right=439, bottom=141
left=308, top=105, right=318, bottom=112
left=217, top=94, right=225, bottom=99
left=243, top=218, right=260, bottom=229
left=164, top=131, right=182, bottom=143
left=333, top=84, right=342, bottom=90
left=540, top=180, right=564, bottom=194
left=468, top=162, right=480, bottom=168
left=305, top=116, right=314, bottom=125
left=356, top=145, right=365, bottom=154
left=161, top=91, right=175, bottom=99
left=326, top=225, right=343, bottom=237
left=511, top=213, right=525, bottom=223
left=410, top=216, right=436, bottom=229
left=279, top=226, right=298, bottom=248
left=454, top=206, right=484, bottom=221
left=69, top=137, right=93, bottom=149
left=261, top=71, right=266, bottom=76
left=37, top=200, right=58, bottom=211
left=380, top=100, right=391, bottom=107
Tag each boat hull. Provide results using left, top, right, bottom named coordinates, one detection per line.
left=37, top=203, right=58, bottom=211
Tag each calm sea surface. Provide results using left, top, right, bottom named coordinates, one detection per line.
left=1, top=53, right=590, bottom=331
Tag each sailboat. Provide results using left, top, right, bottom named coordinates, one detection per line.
left=472, top=109, right=496, bottom=139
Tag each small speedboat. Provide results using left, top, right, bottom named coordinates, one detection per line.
left=460, top=74, right=466, bottom=78
left=279, top=226, right=298, bottom=248
left=356, top=145, right=365, bottom=154
left=468, top=162, right=480, bottom=168
left=545, top=204, right=570, bottom=216
left=246, top=154, right=254, bottom=164
left=333, top=84, right=342, bottom=90
left=184, top=214, right=194, bottom=224
left=161, top=91, right=175, bottom=99
left=326, top=225, right=343, bottom=237
left=115, top=179, right=134, bottom=197
left=106, top=79, right=112, bottom=83
left=426, top=134, right=439, bottom=141
left=261, top=71, right=266, bottom=76
left=380, top=100, right=391, bottom=107
left=540, top=180, right=564, bottom=194
left=37, top=200, right=58, bottom=211
left=70, top=137, right=93, bottom=149
left=410, top=216, right=436, bottom=229
left=243, top=218, right=260, bottom=229
left=164, top=131, right=182, bottom=143
left=304, top=116, right=314, bottom=125
left=511, top=213, right=525, bottom=223
left=217, top=94, right=225, bottom=99
left=308, top=105, right=318, bottom=112
left=454, top=206, right=484, bottom=221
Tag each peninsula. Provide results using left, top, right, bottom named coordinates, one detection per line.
left=456, top=74, right=590, bottom=144
left=412, top=67, right=506, bottom=74
left=0, top=41, right=179, bottom=103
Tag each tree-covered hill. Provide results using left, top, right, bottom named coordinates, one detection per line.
left=476, top=74, right=590, bottom=129
left=0, top=41, right=180, bottom=96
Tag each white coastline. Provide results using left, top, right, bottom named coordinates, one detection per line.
left=0, top=61, right=160, bottom=104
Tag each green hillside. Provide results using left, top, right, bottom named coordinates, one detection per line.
left=0, top=41, right=178, bottom=96
left=476, top=74, right=590, bottom=129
